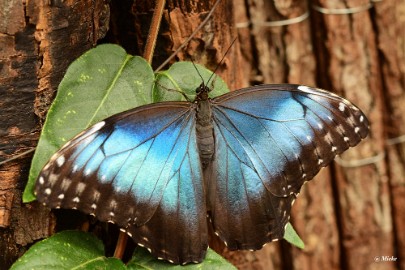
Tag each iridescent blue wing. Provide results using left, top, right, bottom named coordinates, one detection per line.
left=35, top=103, right=208, bottom=264
left=208, top=84, right=368, bottom=249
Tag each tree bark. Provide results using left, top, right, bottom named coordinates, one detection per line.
left=374, top=1, right=405, bottom=269
left=0, top=0, right=109, bottom=269
left=311, top=1, right=394, bottom=270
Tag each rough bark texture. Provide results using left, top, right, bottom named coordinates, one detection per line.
left=1, top=0, right=404, bottom=269
left=0, top=0, right=109, bottom=269
left=233, top=0, right=401, bottom=269
left=311, top=1, right=394, bottom=270
left=374, top=1, right=405, bottom=270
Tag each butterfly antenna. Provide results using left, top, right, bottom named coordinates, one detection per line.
left=206, top=37, right=238, bottom=88
left=191, top=59, right=206, bottom=86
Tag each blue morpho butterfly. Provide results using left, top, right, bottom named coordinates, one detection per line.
left=34, top=64, right=369, bottom=264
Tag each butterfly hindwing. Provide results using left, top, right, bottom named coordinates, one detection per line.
left=35, top=102, right=208, bottom=264
left=208, top=84, right=368, bottom=249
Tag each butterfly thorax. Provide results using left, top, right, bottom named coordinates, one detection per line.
left=195, top=83, right=215, bottom=169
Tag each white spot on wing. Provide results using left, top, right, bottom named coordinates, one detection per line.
left=325, top=132, right=332, bottom=142
left=56, top=155, right=65, bottom=167
left=76, top=182, right=86, bottom=194
left=355, top=127, right=360, bottom=133
left=360, top=115, right=364, bottom=122
left=93, top=190, right=100, bottom=202
left=73, top=197, right=80, bottom=203
left=48, top=173, right=59, bottom=186
left=110, top=199, right=117, bottom=207
left=58, top=194, right=64, bottom=200
left=339, top=102, right=345, bottom=112
left=84, top=168, right=91, bottom=176
left=61, top=178, right=72, bottom=191
left=38, top=176, right=45, bottom=185
left=45, top=188, right=51, bottom=195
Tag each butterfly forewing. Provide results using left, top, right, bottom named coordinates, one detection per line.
left=207, top=84, right=368, bottom=249
left=35, top=102, right=208, bottom=264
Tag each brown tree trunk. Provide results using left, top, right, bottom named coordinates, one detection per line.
left=373, top=1, right=405, bottom=269
left=1, top=0, right=404, bottom=269
left=311, top=1, right=394, bottom=269
left=233, top=0, right=402, bottom=269
left=0, top=1, right=109, bottom=269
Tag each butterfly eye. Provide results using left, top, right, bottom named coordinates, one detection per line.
left=196, top=83, right=205, bottom=93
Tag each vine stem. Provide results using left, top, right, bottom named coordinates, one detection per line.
left=0, top=148, right=35, bottom=166
left=113, top=0, right=166, bottom=259
left=143, top=0, right=167, bottom=64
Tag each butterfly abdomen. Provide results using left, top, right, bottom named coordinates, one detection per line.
left=195, top=93, right=215, bottom=168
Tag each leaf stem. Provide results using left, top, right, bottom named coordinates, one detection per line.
left=113, top=230, right=129, bottom=259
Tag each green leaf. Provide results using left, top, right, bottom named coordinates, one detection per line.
left=127, top=247, right=236, bottom=270
left=284, top=222, right=305, bottom=249
left=10, top=231, right=126, bottom=270
left=23, top=44, right=155, bottom=202
left=154, top=62, right=229, bottom=102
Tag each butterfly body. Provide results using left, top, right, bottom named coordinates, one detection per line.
left=195, top=83, right=215, bottom=168
left=35, top=84, right=369, bottom=264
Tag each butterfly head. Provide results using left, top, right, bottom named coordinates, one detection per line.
left=195, top=82, right=211, bottom=102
